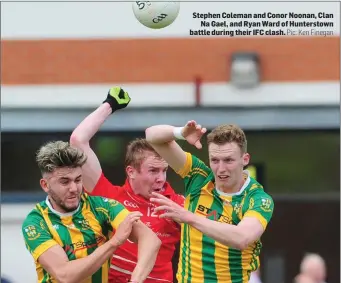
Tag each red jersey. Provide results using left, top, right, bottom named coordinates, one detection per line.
left=89, top=173, right=184, bottom=283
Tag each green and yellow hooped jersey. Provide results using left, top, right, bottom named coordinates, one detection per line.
left=176, top=152, right=274, bottom=283
left=22, top=193, right=129, bottom=283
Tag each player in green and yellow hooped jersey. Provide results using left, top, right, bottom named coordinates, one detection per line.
left=22, top=141, right=161, bottom=283
left=146, top=122, right=274, bottom=283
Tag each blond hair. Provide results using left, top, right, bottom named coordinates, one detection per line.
left=36, top=141, right=87, bottom=175
left=125, top=138, right=162, bottom=171
left=207, top=124, right=247, bottom=153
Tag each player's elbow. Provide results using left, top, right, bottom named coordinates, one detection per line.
left=145, top=127, right=156, bottom=144
left=153, top=237, right=162, bottom=254
left=234, top=233, right=259, bottom=251
left=232, top=231, right=251, bottom=251
left=235, top=238, right=249, bottom=251
left=155, top=235, right=162, bottom=250
left=148, top=230, right=162, bottom=251
left=70, top=132, right=87, bottom=148
left=54, top=268, right=70, bottom=283
left=55, top=270, right=79, bottom=283
left=134, top=222, right=161, bottom=250
left=54, top=263, right=81, bottom=283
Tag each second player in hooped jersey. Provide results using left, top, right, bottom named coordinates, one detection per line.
left=146, top=121, right=275, bottom=283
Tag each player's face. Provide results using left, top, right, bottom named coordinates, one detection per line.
left=208, top=142, right=250, bottom=192
left=129, top=154, right=168, bottom=199
left=40, top=167, right=83, bottom=213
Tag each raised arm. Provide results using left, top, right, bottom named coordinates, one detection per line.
left=70, top=103, right=111, bottom=191
left=145, top=120, right=207, bottom=172
left=70, top=87, right=131, bottom=192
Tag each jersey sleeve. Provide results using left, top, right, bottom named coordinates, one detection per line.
left=88, top=173, right=122, bottom=199
left=242, top=190, right=274, bottom=230
left=22, top=210, right=58, bottom=261
left=175, top=152, right=212, bottom=195
left=94, top=196, right=131, bottom=231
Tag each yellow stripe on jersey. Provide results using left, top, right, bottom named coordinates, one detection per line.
left=96, top=207, right=109, bottom=218
left=82, top=201, right=105, bottom=239
left=36, top=266, right=45, bottom=283
left=249, top=184, right=261, bottom=191
left=176, top=152, right=192, bottom=178
left=36, top=205, right=64, bottom=283
left=37, top=205, right=64, bottom=246
left=187, top=222, right=204, bottom=281
left=241, top=242, right=257, bottom=282
left=190, top=168, right=208, bottom=178
left=60, top=216, right=88, bottom=261
left=101, top=261, right=109, bottom=283
left=81, top=198, right=109, bottom=283
left=31, top=239, right=58, bottom=261
left=111, top=209, right=130, bottom=230
left=243, top=210, right=268, bottom=230
left=178, top=195, right=191, bottom=283
left=215, top=194, right=233, bottom=283
left=187, top=182, right=214, bottom=282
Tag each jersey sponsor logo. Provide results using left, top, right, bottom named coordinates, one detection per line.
left=123, top=200, right=139, bottom=209
left=260, top=198, right=272, bottom=212
left=196, top=204, right=232, bottom=224
left=64, top=235, right=105, bottom=255
left=24, top=225, right=41, bottom=240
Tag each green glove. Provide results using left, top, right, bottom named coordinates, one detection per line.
left=103, top=87, right=131, bottom=113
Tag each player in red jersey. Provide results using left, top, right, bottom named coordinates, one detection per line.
left=70, top=87, right=184, bottom=283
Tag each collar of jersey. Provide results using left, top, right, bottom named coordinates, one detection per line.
left=215, top=170, right=251, bottom=197
left=123, top=179, right=175, bottom=205
left=46, top=196, right=81, bottom=217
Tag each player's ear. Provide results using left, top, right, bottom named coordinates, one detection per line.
left=126, top=165, right=136, bottom=179
left=242, top=153, right=250, bottom=167
left=40, top=178, right=49, bottom=193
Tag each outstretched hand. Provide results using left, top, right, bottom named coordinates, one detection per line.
left=150, top=192, right=193, bottom=224
left=181, top=120, right=207, bottom=149
left=111, top=211, right=142, bottom=247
